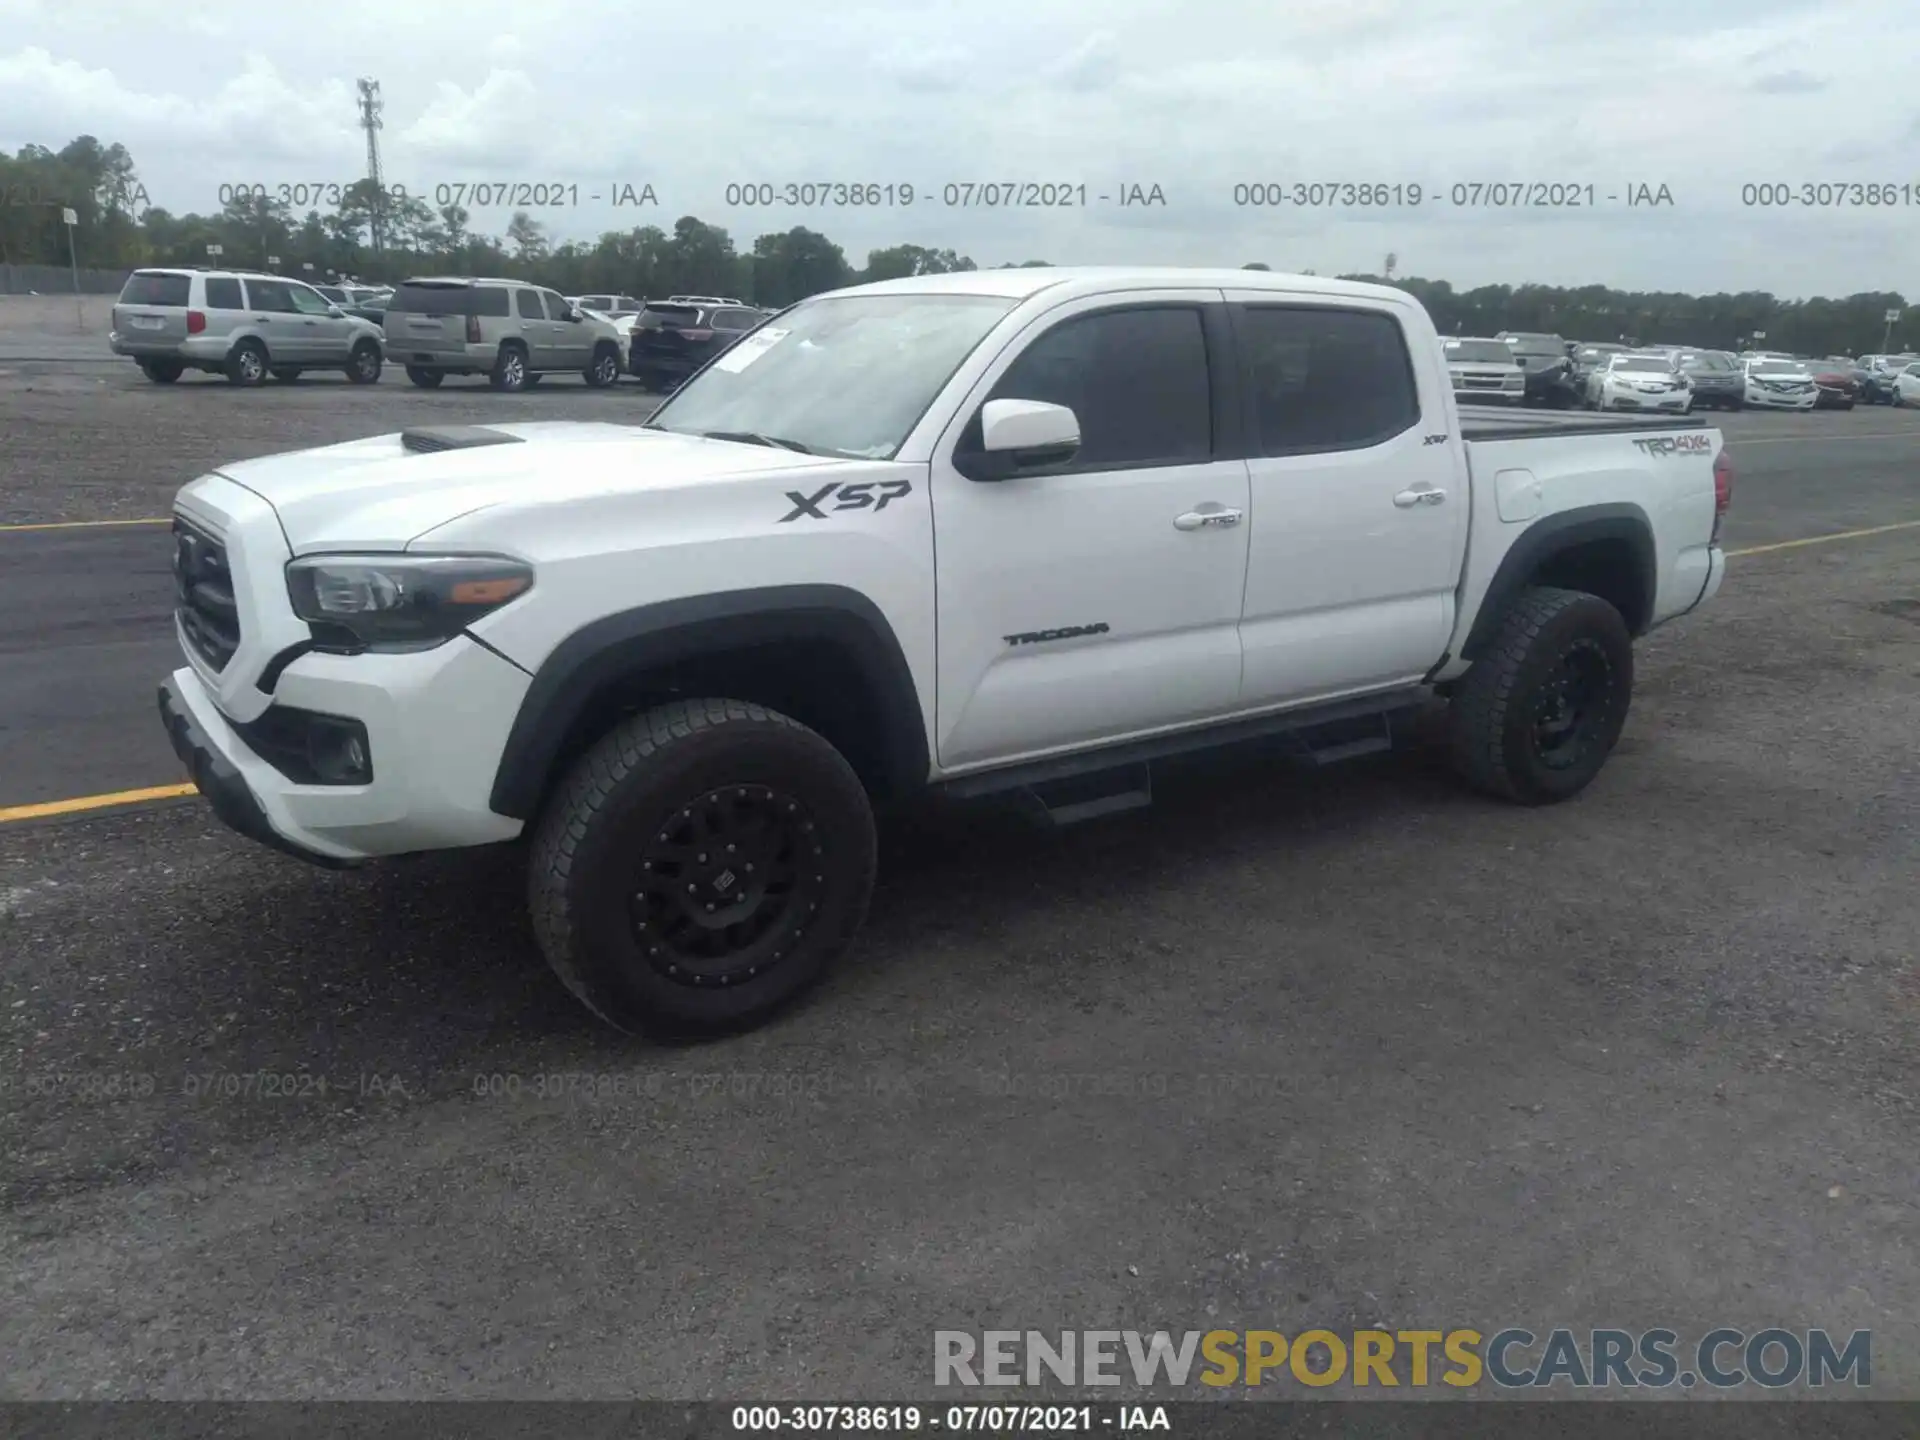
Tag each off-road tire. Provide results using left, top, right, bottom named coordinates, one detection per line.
left=583, top=343, right=622, bottom=388
left=528, top=698, right=877, bottom=1036
left=405, top=365, right=444, bottom=388
left=346, top=341, right=383, bottom=384
left=226, top=340, right=268, bottom=387
left=1449, top=586, right=1633, bottom=805
left=490, top=342, right=530, bottom=391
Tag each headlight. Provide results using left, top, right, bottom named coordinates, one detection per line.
left=286, top=553, right=534, bottom=652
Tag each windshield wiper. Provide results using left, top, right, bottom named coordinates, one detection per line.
left=698, top=430, right=814, bottom=454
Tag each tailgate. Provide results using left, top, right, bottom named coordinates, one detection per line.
left=113, top=305, right=189, bottom=345
left=385, top=283, right=474, bottom=355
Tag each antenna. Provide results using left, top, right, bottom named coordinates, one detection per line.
left=357, top=78, right=386, bottom=254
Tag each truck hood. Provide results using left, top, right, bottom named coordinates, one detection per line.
left=210, top=420, right=841, bottom=552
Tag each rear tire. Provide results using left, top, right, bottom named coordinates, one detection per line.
left=528, top=698, right=877, bottom=1037
left=1448, top=586, right=1633, bottom=805
left=584, top=343, right=622, bottom=388
left=346, top=341, right=383, bottom=384
left=138, top=358, right=183, bottom=384
left=523, top=373, right=544, bottom=386
left=271, top=367, right=303, bottom=383
left=490, top=342, right=530, bottom=391
left=226, top=340, right=268, bottom=387
left=405, top=365, right=443, bottom=388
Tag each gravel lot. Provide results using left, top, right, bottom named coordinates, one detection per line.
left=1, top=357, right=1918, bottom=1403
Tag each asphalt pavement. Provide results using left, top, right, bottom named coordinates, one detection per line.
left=2, top=365, right=1918, bottom=1400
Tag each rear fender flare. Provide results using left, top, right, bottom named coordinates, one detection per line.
left=1461, top=503, right=1656, bottom=658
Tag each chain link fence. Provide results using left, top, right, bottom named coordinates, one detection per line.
left=0, top=264, right=131, bottom=295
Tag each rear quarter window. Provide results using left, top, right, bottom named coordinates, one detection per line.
left=118, top=272, right=191, bottom=307
left=472, top=287, right=511, bottom=318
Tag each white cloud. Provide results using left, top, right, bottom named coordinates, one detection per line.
left=395, top=71, right=542, bottom=168
left=0, top=0, right=1911, bottom=295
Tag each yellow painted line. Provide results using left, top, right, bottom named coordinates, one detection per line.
left=0, top=517, right=168, bottom=533
left=1728, top=518, right=1920, bottom=557
left=0, top=783, right=195, bottom=823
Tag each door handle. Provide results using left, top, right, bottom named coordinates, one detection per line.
left=1393, top=486, right=1447, bottom=508
left=1174, top=506, right=1244, bottom=531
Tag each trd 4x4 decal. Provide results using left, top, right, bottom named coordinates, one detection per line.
left=779, top=480, right=914, bottom=522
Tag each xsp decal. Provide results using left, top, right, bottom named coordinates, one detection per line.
left=1004, top=623, right=1110, bottom=647
left=779, top=480, right=914, bottom=522
left=1423, top=434, right=1449, bottom=446
left=1631, top=434, right=1714, bottom=455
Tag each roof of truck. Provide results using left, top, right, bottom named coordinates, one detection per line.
left=834, top=266, right=1415, bottom=306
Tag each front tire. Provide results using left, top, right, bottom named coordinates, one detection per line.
left=271, top=367, right=303, bottom=383
left=346, top=342, right=383, bottom=384
left=528, top=698, right=878, bottom=1036
left=405, top=365, right=444, bottom=388
left=1448, top=586, right=1633, bottom=805
left=584, top=344, right=622, bottom=388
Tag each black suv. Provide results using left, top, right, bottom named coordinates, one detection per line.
left=629, top=301, right=769, bottom=392
left=1496, top=331, right=1580, bottom=407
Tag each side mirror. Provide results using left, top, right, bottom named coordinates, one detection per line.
left=955, top=398, right=1081, bottom=481
left=326, top=306, right=344, bottom=318
left=565, top=308, right=583, bottom=323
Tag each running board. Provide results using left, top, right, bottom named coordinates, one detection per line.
left=939, top=686, right=1430, bottom=803
left=1017, top=764, right=1154, bottom=828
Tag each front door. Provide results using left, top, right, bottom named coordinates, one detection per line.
left=544, top=290, right=590, bottom=368
left=1226, top=294, right=1467, bottom=707
left=929, top=295, right=1251, bottom=771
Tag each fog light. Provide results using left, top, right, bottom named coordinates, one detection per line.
left=307, top=717, right=373, bottom=785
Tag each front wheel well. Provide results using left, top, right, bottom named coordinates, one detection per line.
left=531, top=638, right=911, bottom=817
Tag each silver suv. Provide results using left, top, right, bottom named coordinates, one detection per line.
left=384, top=277, right=626, bottom=391
left=109, top=268, right=387, bottom=386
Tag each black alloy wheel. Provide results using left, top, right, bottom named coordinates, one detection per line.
left=630, top=783, right=828, bottom=987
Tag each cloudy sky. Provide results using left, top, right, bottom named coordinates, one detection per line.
left=0, top=0, right=1912, bottom=297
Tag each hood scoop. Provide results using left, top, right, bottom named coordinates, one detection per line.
left=400, top=425, right=526, bottom=455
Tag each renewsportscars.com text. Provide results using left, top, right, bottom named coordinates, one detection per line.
left=934, top=1328, right=1871, bottom=1391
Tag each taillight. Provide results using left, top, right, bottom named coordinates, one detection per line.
left=186, top=310, right=206, bottom=335
left=1711, top=448, right=1733, bottom=544
left=465, top=314, right=482, bottom=343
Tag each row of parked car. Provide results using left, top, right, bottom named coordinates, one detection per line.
left=107, top=265, right=774, bottom=392
left=1441, top=331, right=1920, bottom=415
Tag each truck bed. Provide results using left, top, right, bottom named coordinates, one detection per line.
left=1456, top=405, right=1709, bottom=442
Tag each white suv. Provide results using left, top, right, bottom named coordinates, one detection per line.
left=110, top=268, right=387, bottom=385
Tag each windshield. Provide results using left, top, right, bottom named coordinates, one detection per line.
left=1613, top=357, right=1672, bottom=373
left=645, top=292, right=1019, bottom=459
left=1752, top=361, right=1808, bottom=376
left=1444, top=340, right=1510, bottom=363
left=1502, top=334, right=1561, bottom=355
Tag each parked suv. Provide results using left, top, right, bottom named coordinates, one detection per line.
left=629, top=300, right=770, bottom=391
left=1496, top=331, right=1580, bottom=407
left=1670, top=349, right=1743, bottom=410
left=110, top=268, right=386, bottom=386
left=385, top=277, right=626, bottom=391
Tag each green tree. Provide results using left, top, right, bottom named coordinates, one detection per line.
left=505, top=209, right=549, bottom=262
left=749, top=227, right=854, bottom=306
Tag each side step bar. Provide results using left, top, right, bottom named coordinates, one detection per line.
left=958, top=690, right=1427, bottom=828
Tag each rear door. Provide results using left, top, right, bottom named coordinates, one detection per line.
left=240, top=278, right=309, bottom=361
left=513, top=287, right=552, bottom=367
left=112, top=270, right=192, bottom=349
left=1229, top=293, right=1467, bottom=707
left=388, top=281, right=474, bottom=361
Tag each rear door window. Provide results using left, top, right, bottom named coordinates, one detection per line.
left=1238, top=305, right=1421, bottom=455
left=203, top=277, right=243, bottom=310
left=118, top=272, right=191, bottom=307
left=516, top=289, right=544, bottom=320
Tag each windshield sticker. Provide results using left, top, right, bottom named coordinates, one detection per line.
left=713, top=327, right=790, bottom=373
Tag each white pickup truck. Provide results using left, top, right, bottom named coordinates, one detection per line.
left=158, top=267, right=1731, bottom=1035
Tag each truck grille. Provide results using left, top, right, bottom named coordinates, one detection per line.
left=172, top=516, right=241, bottom=671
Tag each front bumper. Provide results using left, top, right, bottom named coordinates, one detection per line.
left=1744, top=389, right=1816, bottom=409
left=160, top=676, right=357, bottom=868
left=1601, top=388, right=1691, bottom=412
